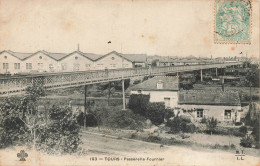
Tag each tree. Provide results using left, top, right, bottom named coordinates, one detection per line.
left=0, top=85, right=81, bottom=153
left=0, top=85, right=46, bottom=150
left=166, top=114, right=196, bottom=134
left=128, top=94, right=150, bottom=116
left=145, top=103, right=166, bottom=125
left=41, top=105, right=81, bottom=154
left=245, top=64, right=259, bottom=102
left=206, top=117, right=218, bottom=135
left=252, top=120, right=260, bottom=148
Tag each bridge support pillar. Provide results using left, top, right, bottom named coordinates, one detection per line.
left=200, top=69, right=203, bottom=82
left=84, top=85, right=87, bottom=128
left=122, top=80, right=126, bottom=110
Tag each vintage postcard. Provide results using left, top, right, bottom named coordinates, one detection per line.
left=0, top=0, right=259, bottom=166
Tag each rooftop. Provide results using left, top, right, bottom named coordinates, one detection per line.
left=178, top=90, right=241, bottom=106
left=0, top=50, right=147, bottom=62
left=130, top=76, right=179, bottom=91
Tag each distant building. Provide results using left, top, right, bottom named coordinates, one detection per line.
left=95, top=51, right=147, bottom=69
left=156, top=55, right=212, bottom=67
left=0, top=50, right=147, bottom=74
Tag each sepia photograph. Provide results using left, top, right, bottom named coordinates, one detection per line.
left=0, top=0, right=259, bottom=165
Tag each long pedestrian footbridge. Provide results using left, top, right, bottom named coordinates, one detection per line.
left=0, top=62, right=242, bottom=97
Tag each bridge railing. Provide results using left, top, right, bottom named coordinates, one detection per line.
left=0, top=62, right=242, bottom=96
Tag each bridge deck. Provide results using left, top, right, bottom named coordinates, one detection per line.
left=0, top=62, right=242, bottom=96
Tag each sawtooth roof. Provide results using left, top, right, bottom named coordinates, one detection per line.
left=0, top=50, right=147, bottom=62
left=5, top=50, right=32, bottom=60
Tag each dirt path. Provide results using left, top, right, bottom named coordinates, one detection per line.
left=0, top=132, right=259, bottom=166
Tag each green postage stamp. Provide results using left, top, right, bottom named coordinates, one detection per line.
left=215, top=0, right=252, bottom=44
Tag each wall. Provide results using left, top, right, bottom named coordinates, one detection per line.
left=0, top=52, right=22, bottom=74
left=58, top=52, right=94, bottom=72
left=178, top=104, right=242, bottom=122
left=23, top=52, right=58, bottom=73
left=131, top=90, right=178, bottom=108
left=95, top=53, right=133, bottom=70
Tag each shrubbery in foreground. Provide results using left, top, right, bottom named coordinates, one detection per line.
left=0, top=85, right=81, bottom=154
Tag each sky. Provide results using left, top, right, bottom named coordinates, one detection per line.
left=0, top=0, right=259, bottom=58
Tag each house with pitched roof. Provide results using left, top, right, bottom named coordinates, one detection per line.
left=129, top=76, right=242, bottom=122
left=178, top=90, right=242, bottom=122
left=129, top=76, right=179, bottom=108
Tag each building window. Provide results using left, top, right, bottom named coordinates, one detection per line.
left=123, top=64, right=129, bottom=68
left=14, top=63, right=20, bottom=69
left=73, top=63, right=80, bottom=71
left=38, top=63, right=43, bottom=70
left=225, top=110, right=231, bottom=119
left=49, top=64, right=54, bottom=71
left=75, top=56, right=78, bottom=60
left=110, top=64, right=116, bottom=68
left=26, top=63, right=32, bottom=70
left=62, top=63, right=67, bottom=71
left=4, top=56, right=7, bottom=59
left=164, top=97, right=171, bottom=108
left=197, top=109, right=203, bottom=118
left=3, top=63, right=9, bottom=69
left=111, top=57, right=115, bottom=60
left=39, top=56, right=42, bottom=59
left=97, top=64, right=104, bottom=68
left=137, top=90, right=142, bottom=94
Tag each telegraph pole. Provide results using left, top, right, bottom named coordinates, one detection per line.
left=122, top=80, right=126, bottom=110
left=84, top=85, right=87, bottom=128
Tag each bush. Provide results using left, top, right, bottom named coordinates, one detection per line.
left=0, top=86, right=81, bottom=154
left=184, top=123, right=196, bottom=133
left=128, top=94, right=150, bottom=116
left=252, top=121, right=260, bottom=148
left=239, top=126, right=248, bottom=135
left=41, top=106, right=81, bottom=154
left=92, top=106, right=146, bottom=130
left=212, top=143, right=221, bottom=149
left=167, top=116, right=196, bottom=134
left=235, top=122, right=242, bottom=126
left=146, top=135, right=161, bottom=143
left=204, top=126, right=247, bottom=137
left=145, top=103, right=166, bottom=125
left=130, top=133, right=137, bottom=139
left=180, top=133, right=190, bottom=139
left=77, top=112, right=98, bottom=127
left=201, top=116, right=207, bottom=124
left=240, top=135, right=254, bottom=148
left=230, top=144, right=236, bottom=149
left=129, top=94, right=169, bottom=126
left=206, top=117, right=217, bottom=135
